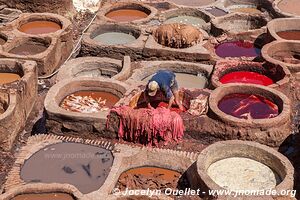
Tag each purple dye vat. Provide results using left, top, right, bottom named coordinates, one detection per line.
left=215, top=40, right=261, bottom=58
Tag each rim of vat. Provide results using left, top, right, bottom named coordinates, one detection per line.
left=211, top=12, right=268, bottom=35
left=100, top=1, right=158, bottom=24
left=267, top=18, right=300, bottom=41
left=56, top=56, right=130, bottom=82
left=88, top=23, right=143, bottom=46
left=211, top=60, right=291, bottom=89
left=261, top=40, right=300, bottom=73
left=127, top=61, right=213, bottom=88
left=273, top=0, right=300, bottom=17
left=14, top=12, right=72, bottom=36
left=165, top=0, right=218, bottom=8
left=44, top=77, right=129, bottom=121
left=209, top=83, right=290, bottom=128
left=197, top=140, right=294, bottom=194
left=1, top=183, right=84, bottom=200
left=223, top=0, right=273, bottom=13
left=1, top=36, right=56, bottom=59
left=0, top=91, right=17, bottom=120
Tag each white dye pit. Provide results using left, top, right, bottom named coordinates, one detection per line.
left=93, top=32, right=137, bottom=45
left=164, top=16, right=206, bottom=29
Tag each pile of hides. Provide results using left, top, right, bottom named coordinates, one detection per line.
left=107, top=106, right=184, bottom=146
left=154, top=23, right=202, bottom=49
left=187, top=94, right=209, bottom=116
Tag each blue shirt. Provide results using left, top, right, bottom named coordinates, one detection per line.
left=147, top=70, right=175, bottom=99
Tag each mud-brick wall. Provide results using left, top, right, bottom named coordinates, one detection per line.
left=0, top=0, right=76, bottom=15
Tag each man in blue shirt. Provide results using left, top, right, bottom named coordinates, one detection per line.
left=144, top=70, right=184, bottom=111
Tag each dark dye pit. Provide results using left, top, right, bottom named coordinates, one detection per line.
left=9, top=42, right=48, bottom=55
left=105, top=9, right=149, bottom=22
left=11, top=193, right=75, bottom=200
left=276, top=30, right=300, bottom=40
left=215, top=41, right=261, bottom=58
left=272, top=50, right=300, bottom=64
left=20, top=142, right=114, bottom=194
left=19, top=21, right=62, bottom=35
left=218, top=93, right=279, bottom=119
left=205, top=7, right=228, bottom=17
left=219, top=71, right=274, bottom=86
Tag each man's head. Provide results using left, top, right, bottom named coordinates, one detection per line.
left=148, top=81, right=159, bottom=96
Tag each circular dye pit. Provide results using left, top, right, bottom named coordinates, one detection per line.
left=205, top=7, right=228, bottom=17
left=105, top=9, right=149, bottom=22
left=93, top=32, right=136, bottom=45
left=215, top=41, right=261, bottom=58
left=9, top=41, right=48, bottom=56
left=168, top=0, right=216, bottom=7
left=20, top=142, right=114, bottom=194
left=116, top=167, right=187, bottom=191
left=207, top=157, right=280, bottom=191
left=60, top=91, right=120, bottom=113
left=19, top=20, right=62, bottom=35
left=276, top=30, right=300, bottom=40
left=164, top=16, right=207, bottom=29
left=0, top=73, right=21, bottom=84
left=219, top=71, right=273, bottom=86
left=278, top=0, right=300, bottom=16
left=218, top=93, right=279, bottom=119
left=11, top=193, right=74, bottom=200
left=272, top=50, right=300, bottom=65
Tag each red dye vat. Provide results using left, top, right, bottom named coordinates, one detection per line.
left=215, top=41, right=261, bottom=58
left=218, top=93, right=279, bottom=119
left=219, top=71, right=274, bottom=86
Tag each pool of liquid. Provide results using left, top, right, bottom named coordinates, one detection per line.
left=105, top=9, right=149, bottom=22
left=272, top=50, right=300, bottom=64
left=215, top=41, right=261, bottom=58
left=219, top=71, right=273, bottom=86
left=20, top=142, right=114, bottom=194
left=11, top=193, right=75, bottom=200
left=218, top=93, right=279, bottom=119
left=230, top=7, right=262, bottom=14
left=164, top=16, right=206, bottom=29
left=278, top=0, right=300, bottom=16
left=19, top=20, right=62, bottom=35
left=205, top=7, right=228, bottom=17
left=0, top=73, right=21, bottom=84
left=276, top=30, right=300, bottom=40
left=168, top=0, right=216, bottom=7
left=93, top=32, right=137, bottom=45
left=9, top=42, right=48, bottom=55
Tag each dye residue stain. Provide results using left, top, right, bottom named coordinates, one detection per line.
left=11, top=193, right=75, bottom=200
left=19, top=21, right=62, bottom=34
left=276, top=30, right=300, bottom=40
left=105, top=9, right=149, bottom=22
left=205, top=7, right=228, bottom=17
left=218, top=93, right=279, bottom=119
left=215, top=41, right=261, bottom=58
left=207, top=157, right=280, bottom=191
left=278, top=0, right=300, bottom=16
left=9, top=42, right=48, bottom=56
left=272, top=50, right=300, bottom=64
left=0, top=73, right=21, bottom=84
left=60, top=91, right=120, bottom=113
left=219, top=71, right=273, bottom=86
left=20, top=143, right=114, bottom=194
left=94, top=32, right=136, bottom=45
left=164, top=16, right=206, bottom=29
left=116, top=167, right=186, bottom=191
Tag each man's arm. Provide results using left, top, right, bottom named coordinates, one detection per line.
left=143, top=90, right=153, bottom=109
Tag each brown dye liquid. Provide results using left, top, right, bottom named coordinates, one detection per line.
left=276, top=30, right=300, bottom=40
left=9, top=42, right=47, bottom=56
left=19, top=21, right=62, bottom=35
left=20, top=142, right=114, bottom=194
left=273, top=51, right=300, bottom=64
left=11, top=193, right=74, bottom=200
left=231, top=7, right=261, bottom=14
left=72, top=91, right=119, bottom=108
left=116, top=167, right=185, bottom=191
left=105, top=9, right=149, bottom=22
left=0, top=73, right=21, bottom=84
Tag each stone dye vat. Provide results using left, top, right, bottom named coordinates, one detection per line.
left=100, top=2, right=157, bottom=24
left=45, top=77, right=128, bottom=137
left=211, top=60, right=291, bottom=94
left=168, top=0, right=216, bottom=7
left=56, top=56, right=131, bottom=82
left=162, top=8, right=211, bottom=30
left=20, top=142, right=114, bottom=194
left=18, top=20, right=62, bottom=35
left=262, top=41, right=300, bottom=73
left=214, top=40, right=261, bottom=58
left=0, top=36, right=61, bottom=76
left=211, top=13, right=268, bottom=37
left=204, top=7, right=228, bottom=17
left=81, top=23, right=146, bottom=60
left=196, top=140, right=294, bottom=198
left=208, top=84, right=291, bottom=146
left=267, top=18, right=300, bottom=41
left=0, top=73, right=21, bottom=84
left=274, top=0, right=300, bottom=17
